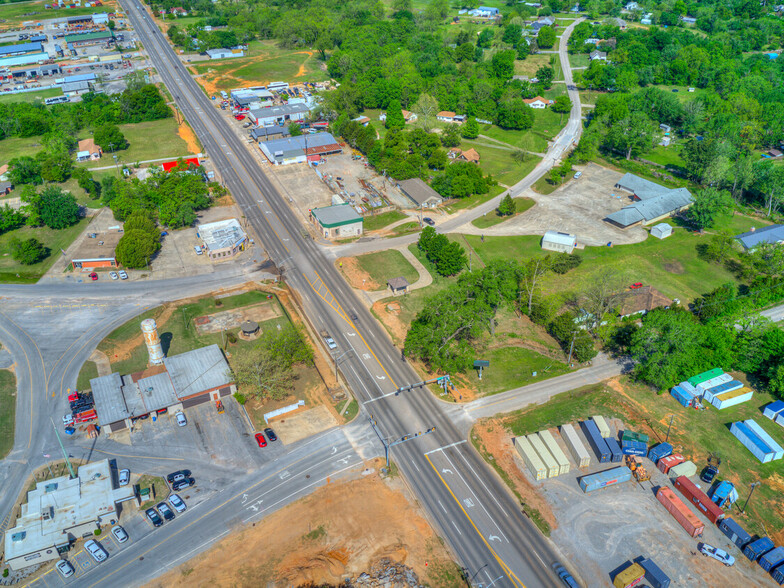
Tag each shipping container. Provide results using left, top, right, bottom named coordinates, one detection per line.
left=621, top=430, right=650, bottom=444
left=744, top=537, right=774, bottom=562
left=764, top=400, right=784, bottom=420
left=657, top=487, right=705, bottom=537
left=613, top=563, right=645, bottom=588
left=777, top=413, right=784, bottom=428
left=657, top=454, right=684, bottom=474
left=514, top=436, right=547, bottom=481
left=669, top=460, right=697, bottom=479
left=718, top=517, right=751, bottom=549
left=773, top=564, right=784, bottom=585
left=560, top=424, right=591, bottom=468
left=678, top=380, right=699, bottom=398
left=538, top=430, right=570, bottom=476
left=696, top=373, right=733, bottom=393
left=670, top=386, right=694, bottom=408
left=702, top=378, right=741, bottom=396
left=673, top=476, right=725, bottom=524
left=621, top=439, right=647, bottom=456
left=761, top=547, right=784, bottom=572
left=582, top=420, right=611, bottom=463
left=710, top=480, right=734, bottom=508
left=687, top=368, right=724, bottom=386
left=744, top=420, right=784, bottom=460
left=639, top=558, right=670, bottom=588
left=592, top=415, right=611, bottom=438
left=605, top=437, right=623, bottom=462
left=527, top=433, right=559, bottom=478
left=579, top=466, right=632, bottom=493
left=711, top=387, right=753, bottom=410
left=731, top=421, right=778, bottom=463
left=648, top=443, right=672, bottom=463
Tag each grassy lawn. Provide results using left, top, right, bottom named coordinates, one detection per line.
left=444, top=184, right=506, bottom=214
left=363, top=210, right=407, bottom=232
left=391, top=221, right=421, bottom=236
left=0, top=218, right=89, bottom=283
left=0, top=0, right=115, bottom=27
left=463, top=346, right=568, bottom=397
left=569, top=53, right=590, bottom=68
left=471, top=197, right=535, bottom=229
left=477, top=124, right=549, bottom=153
left=577, top=90, right=607, bottom=104
left=354, top=249, right=418, bottom=291
left=0, top=369, right=16, bottom=459
left=336, top=397, right=358, bottom=421
left=462, top=141, right=542, bottom=187
left=77, top=118, right=192, bottom=167
left=0, top=88, right=63, bottom=105
left=136, top=474, right=168, bottom=510
left=514, top=53, right=561, bottom=79
left=497, top=377, right=784, bottom=539
left=0, top=135, right=47, bottom=165
left=644, top=144, right=687, bottom=168
left=532, top=174, right=560, bottom=195
left=460, top=218, right=750, bottom=303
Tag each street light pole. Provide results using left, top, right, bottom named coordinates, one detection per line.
left=741, top=481, right=761, bottom=514
left=665, top=414, right=675, bottom=443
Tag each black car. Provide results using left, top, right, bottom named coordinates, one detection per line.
left=145, top=508, right=163, bottom=527
left=701, top=465, right=719, bottom=484
left=172, top=477, right=195, bottom=491
left=166, top=470, right=192, bottom=484
left=423, top=217, right=435, bottom=226
left=264, top=427, right=278, bottom=442
left=157, top=502, right=175, bottom=521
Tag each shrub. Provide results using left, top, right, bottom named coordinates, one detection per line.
left=93, top=528, right=101, bottom=536
left=226, top=332, right=237, bottom=344
left=10, top=237, right=49, bottom=265
left=550, top=253, right=582, bottom=274
left=233, top=392, right=246, bottom=405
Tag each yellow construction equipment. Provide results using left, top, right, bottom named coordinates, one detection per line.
left=625, top=455, right=651, bottom=482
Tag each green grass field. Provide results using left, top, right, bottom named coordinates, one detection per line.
left=81, top=118, right=193, bottom=167
left=363, top=210, right=407, bottom=232
left=354, top=249, right=418, bottom=291
left=477, top=123, right=549, bottom=153
left=463, top=346, right=568, bottom=396
left=391, top=221, right=421, bottom=236
left=0, top=88, right=62, bottom=105
left=0, top=217, right=89, bottom=283
left=462, top=142, right=541, bottom=187
left=498, top=377, right=784, bottom=539
left=471, top=197, right=535, bottom=229
left=0, top=0, right=114, bottom=27
left=444, top=184, right=506, bottom=214
left=0, top=135, right=47, bottom=165
left=0, top=369, right=16, bottom=459
left=644, top=144, right=687, bottom=169
left=568, top=53, right=590, bottom=68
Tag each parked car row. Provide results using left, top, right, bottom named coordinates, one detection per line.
left=145, top=493, right=188, bottom=527
left=254, top=427, right=277, bottom=448
left=55, top=524, right=129, bottom=578
left=90, top=270, right=129, bottom=281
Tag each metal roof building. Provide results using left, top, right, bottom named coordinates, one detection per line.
left=310, top=204, right=363, bottom=239
left=0, top=41, right=43, bottom=57
left=258, top=132, right=342, bottom=165
left=735, top=224, right=784, bottom=250
left=606, top=174, right=693, bottom=229
left=0, top=52, right=50, bottom=68
left=56, top=73, right=96, bottom=85
left=397, top=178, right=444, bottom=208
left=61, top=80, right=91, bottom=94
left=541, top=230, right=577, bottom=253
left=196, top=218, right=249, bottom=260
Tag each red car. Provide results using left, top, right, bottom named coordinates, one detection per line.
left=234, top=114, right=245, bottom=121
left=89, top=272, right=98, bottom=281
left=254, top=432, right=267, bottom=447
left=630, top=282, right=643, bottom=289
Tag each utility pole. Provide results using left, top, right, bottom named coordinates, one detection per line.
left=741, top=481, right=761, bottom=514
left=665, top=414, right=675, bottom=442
left=368, top=414, right=436, bottom=469
left=334, top=349, right=352, bottom=384
left=566, top=331, right=576, bottom=365
left=50, top=418, right=75, bottom=479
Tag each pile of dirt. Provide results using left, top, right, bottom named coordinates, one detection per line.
left=150, top=470, right=454, bottom=588
left=337, top=257, right=379, bottom=291
left=371, top=300, right=407, bottom=345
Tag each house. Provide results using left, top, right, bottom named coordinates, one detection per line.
left=735, top=225, right=784, bottom=250
left=605, top=173, right=693, bottom=229
left=541, top=231, right=577, bottom=254
left=651, top=223, right=672, bottom=239
left=659, top=136, right=671, bottom=147
left=608, top=17, right=627, bottom=28
left=437, top=111, right=456, bottom=122
left=76, top=138, right=101, bottom=161
left=659, top=124, right=671, bottom=133
left=248, top=102, right=310, bottom=126
left=310, top=204, right=363, bottom=239
left=352, top=116, right=370, bottom=126
left=530, top=21, right=549, bottom=33
left=91, top=345, right=235, bottom=433
left=206, top=48, right=244, bottom=59
left=197, top=218, right=248, bottom=260
left=641, top=13, right=653, bottom=24
left=69, top=229, right=123, bottom=270
left=378, top=110, right=417, bottom=123
left=470, top=6, right=500, bottom=17
left=523, top=96, right=553, bottom=109
left=589, top=50, right=607, bottom=61
left=3, top=460, right=135, bottom=571
left=387, top=277, right=410, bottom=295
left=0, top=181, right=13, bottom=196
left=250, top=126, right=290, bottom=142
left=768, top=148, right=783, bottom=158
left=680, top=16, right=696, bottom=24
left=618, top=286, right=672, bottom=318
left=624, top=1, right=639, bottom=10
left=448, top=148, right=481, bottom=163
left=169, top=6, right=188, bottom=15
left=583, top=38, right=601, bottom=45
left=258, top=133, right=342, bottom=165
left=397, top=178, right=444, bottom=208
left=0, top=164, right=8, bottom=181
left=538, top=16, right=555, bottom=26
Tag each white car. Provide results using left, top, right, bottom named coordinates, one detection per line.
left=118, top=468, right=130, bottom=486
left=109, top=271, right=119, bottom=280
left=700, top=543, right=735, bottom=566
left=169, top=493, right=186, bottom=513
left=118, top=270, right=128, bottom=280
left=55, top=560, right=75, bottom=578
left=194, top=246, right=203, bottom=255
left=111, top=525, right=128, bottom=543
left=324, top=336, right=337, bottom=350
left=84, top=539, right=108, bottom=562
left=574, top=171, right=583, bottom=179
left=175, top=411, right=187, bottom=427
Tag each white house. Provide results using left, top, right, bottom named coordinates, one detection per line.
left=437, top=111, right=456, bottom=122
left=589, top=50, right=607, bottom=61
left=523, top=96, right=553, bottom=109
left=641, top=13, right=653, bottom=24
left=624, top=1, right=639, bottom=10
left=542, top=231, right=577, bottom=254
left=470, top=6, right=500, bottom=17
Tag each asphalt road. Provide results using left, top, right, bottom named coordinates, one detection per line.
left=114, top=2, right=569, bottom=586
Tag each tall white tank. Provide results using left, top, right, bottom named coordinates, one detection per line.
left=141, top=318, right=164, bottom=365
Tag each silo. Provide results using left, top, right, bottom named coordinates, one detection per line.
left=141, top=318, right=164, bottom=365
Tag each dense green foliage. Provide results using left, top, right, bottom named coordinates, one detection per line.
left=19, top=186, right=81, bottom=230
left=116, top=230, right=160, bottom=269
left=418, top=226, right=467, bottom=277
left=10, top=237, right=48, bottom=265
left=93, top=123, right=128, bottom=152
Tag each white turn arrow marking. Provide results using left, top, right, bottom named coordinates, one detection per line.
left=346, top=332, right=356, bottom=337
left=331, top=447, right=337, bottom=455
left=442, top=469, right=453, bottom=475
left=376, top=375, right=386, bottom=380
left=488, top=535, right=501, bottom=542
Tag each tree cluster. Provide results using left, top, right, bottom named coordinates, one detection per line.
left=115, top=211, right=161, bottom=269
left=417, top=226, right=467, bottom=277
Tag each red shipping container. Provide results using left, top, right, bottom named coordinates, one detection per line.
left=657, top=487, right=704, bottom=537
left=657, top=454, right=684, bottom=474
left=674, top=476, right=725, bottom=524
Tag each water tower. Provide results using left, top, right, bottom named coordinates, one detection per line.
left=140, top=318, right=164, bottom=365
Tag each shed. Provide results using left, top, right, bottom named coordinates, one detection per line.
left=397, top=178, right=443, bottom=208
left=387, top=277, right=409, bottom=295
left=651, top=223, right=672, bottom=239
left=541, top=230, right=577, bottom=254
left=240, top=320, right=259, bottom=336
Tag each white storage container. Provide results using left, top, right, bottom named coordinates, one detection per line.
left=592, top=415, right=611, bottom=438
left=527, top=434, right=559, bottom=478
left=560, top=423, right=590, bottom=467
left=669, top=460, right=697, bottom=478
left=538, top=430, right=570, bottom=475
left=744, top=419, right=784, bottom=460
left=711, top=388, right=753, bottom=410
left=696, top=373, right=732, bottom=394
left=514, top=436, right=547, bottom=480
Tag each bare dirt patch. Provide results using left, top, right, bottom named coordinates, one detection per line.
left=192, top=50, right=316, bottom=95
left=177, top=119, right=201, bottom=154
left=194, top=301, right=282, bottom=334
left=149, top=470, right=456, bottom=588
left=663, top=261, right=685, bottom=274
left=338, top=257, right=379, bottom=291
left=372, top=300, right=408, bottom=344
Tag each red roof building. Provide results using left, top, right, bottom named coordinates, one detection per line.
left=162, top=157, right=200, bottom=172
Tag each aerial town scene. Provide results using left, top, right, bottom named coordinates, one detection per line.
left=0, top=0, right=783, bottom=586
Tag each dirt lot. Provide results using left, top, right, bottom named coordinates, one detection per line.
left=461, top=163, right=649, bottom=246
left=150, top=470, right=459, bottom=588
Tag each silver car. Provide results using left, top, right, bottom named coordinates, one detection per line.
left=111, top=525, right=128, bottom=543
left=109, top=271, right=119, bottom=280
left=118, top=468, right=130, bottom=486
left=84, top=539, right=108, bottom=562
left=169, top=493, right=186, bottom=513
left=55, top=560, right=75, bottom=578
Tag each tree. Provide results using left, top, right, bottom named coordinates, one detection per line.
left=38, top=186, right=79, bottom=229
left=512, top=149, right=528, bottom=163
left=10, top=237, right=48, bottom=265
left=38, top=149, right=72, bottom=183
left=535, top=66, right=555, bottom=89
left=124, top=211, right=160, bottom=238
left=115, top=229, right=160, bottom=268
left=502, top=24, right=522, bottom=44
left=491, top=50, right=517, bottom=80
left=689, top=188, right=733, bottom=229
left=412, top=93, right=439, bottom=131
left=551, top=95, right=572, bottom=123
left=537, top=26, right=556, bottom=48
left=604, top=111, right=657, bottom=160
left=496, top=98, right=534, bottom=130
left=8, top=156, right=42, bottom=186
left=435, top=241, right=467, bottom=276
left=462, top=117, right=480, bottom=139
left=580, top=270, right=622, bottom=332
left=477, top=29, right=494, bottom=48
left=288, top=122, right=303, bottom=136
left=385, top=100, right=405, bottom=130
left=498, top=194, right=515, bottom=216
left=0, top=204, right=25, bottom=234
left=93, top=123, right=128, bottom=151
left=440, top=123, right=461, bottom=148
left=520, top=257, right=550, bottom=313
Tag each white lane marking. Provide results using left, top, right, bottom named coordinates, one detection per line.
left=451, top=521, right=462, bottom=536
left=166, top=530, right=230, bottom=567
left=411, top=459, right=420, bottom=472
left=347, top=363, right=373, bottom=402
left=438, top=500, right=447, bottom=514
left=424, top=440, right=467, bottom=455
left=485, top=571, right=504, bottom=588
left=456, top=446, right=507, bottom=513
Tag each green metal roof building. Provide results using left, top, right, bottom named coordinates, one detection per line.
left=65, top=31, right=114, bottom=47
left=310, top=204, right=363, bottom=239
